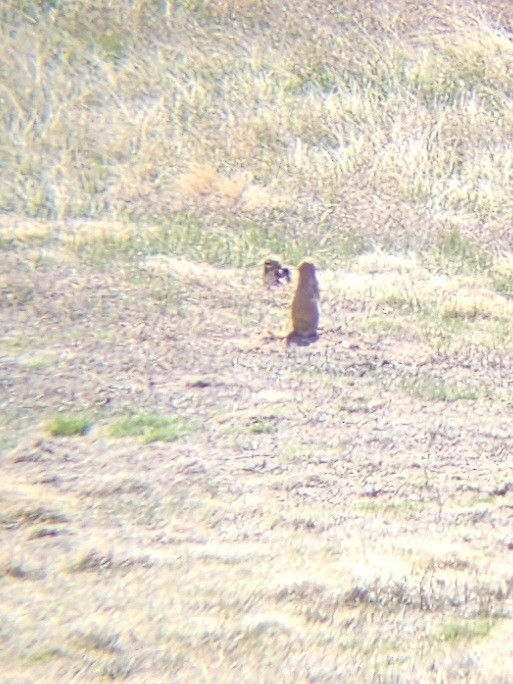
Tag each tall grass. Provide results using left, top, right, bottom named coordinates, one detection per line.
left=2, top=0, right=513, bottom=262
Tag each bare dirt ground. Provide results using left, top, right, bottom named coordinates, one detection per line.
left=2, top=226, right=513, bottom=682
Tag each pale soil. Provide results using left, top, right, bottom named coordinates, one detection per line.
left=1, top=230, right=513, bottom=682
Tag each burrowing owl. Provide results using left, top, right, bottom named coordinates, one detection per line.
left=263, top=257, right=291, bottom=288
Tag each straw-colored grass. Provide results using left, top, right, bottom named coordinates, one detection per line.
left=2, top=0, right=513, bottom=265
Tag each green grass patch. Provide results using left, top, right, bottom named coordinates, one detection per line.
left=45, top=413, right=93, bottom=436
left=432, top=227, right=493, bottom=275
left=72, top=213, right=328, bottom=269
left=20, top=355, right=55, bottom=370
left=108, top=414, right=200, bottom=443
left=403, top=376, right=478, bottom=402
left=437, top=618, right=495, bottom=643
left=440, top=305, right=487, bottom=321
left=491, top=271, right=513, bottom=299
left=381, top=291, right=428, bottom=314
left=248, top=420, right=277, bottom=435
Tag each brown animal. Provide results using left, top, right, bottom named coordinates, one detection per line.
left=287, top=260, right=320, bottom=343
left=263, top=257, right=291, bottom=288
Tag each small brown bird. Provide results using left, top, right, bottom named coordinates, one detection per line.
left=263, top=257, right=291, bottom=288
left=287, top=260, right=320, bottom=344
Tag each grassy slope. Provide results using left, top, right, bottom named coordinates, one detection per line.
left=3, top=1, right=513, bottom=682
left=2, top=0, right=513, bottom=261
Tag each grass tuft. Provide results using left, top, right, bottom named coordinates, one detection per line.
left=437, top=618, right=496, bottom=642
left=403, top=376, right=479, bottom=402
left=44, top=413, right=93, bottom=437
left=248, top=420, right=278, bottom=435
left=108, top=413, right=200, bottom=443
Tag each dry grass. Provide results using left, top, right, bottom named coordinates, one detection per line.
left=3, top=0, right=513, bottom=681
left=3, top=0, right=513, bottom=261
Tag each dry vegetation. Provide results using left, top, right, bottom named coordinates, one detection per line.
left=3, top=0, right=513, bottom=681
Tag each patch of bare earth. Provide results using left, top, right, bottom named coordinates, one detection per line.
left=2, top=232, right=513, bottom=681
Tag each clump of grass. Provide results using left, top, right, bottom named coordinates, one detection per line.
left=248, top=420, right=277, bottom=435
left=490, top=257, right=513, bottom=299
left=108, top=414, right=200, bottom=443
left=439, top=291, right=507, bottom=321
left=382, top=291, right=423, bottom=313
left=433, top=227, right=493, bottom=275
left=45, top=413, right=93, bottom=436
left=437, top=618, right=495, bottom=642
left=21, top=355, right=55, bottom=370
left=491, top=273, right=513, bottom=299
left=403, top=376, right=478, bottom=402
